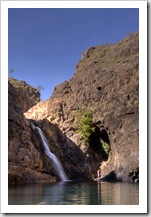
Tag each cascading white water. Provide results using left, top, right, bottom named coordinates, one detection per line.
left=33, top=124, right=69, bottom=181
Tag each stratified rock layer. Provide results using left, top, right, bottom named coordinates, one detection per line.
left=25, top=32, right=139, bottom=182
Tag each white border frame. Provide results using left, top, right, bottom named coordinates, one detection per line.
left=1, top=0, right=147, bottom=214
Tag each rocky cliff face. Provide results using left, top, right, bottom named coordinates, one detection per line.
left=8, top=81, right=57, bottom=184
left=9, top=78, right=40, bottom=112
left=25, top=32, right=139, bottom=182
left=8, top=81, right=93, bottom=184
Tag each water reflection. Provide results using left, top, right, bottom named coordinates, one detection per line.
left=97, top=182, right=139, bottom=205
left=8, top=181, right=139, bottom=205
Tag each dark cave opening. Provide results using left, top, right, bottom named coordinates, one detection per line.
left=89, top=126, right=111, bottom=161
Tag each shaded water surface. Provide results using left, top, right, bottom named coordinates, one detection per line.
left=8, top=181, right=139, bottom=205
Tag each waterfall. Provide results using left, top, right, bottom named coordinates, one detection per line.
left=33, top=124, right=69, bottom=181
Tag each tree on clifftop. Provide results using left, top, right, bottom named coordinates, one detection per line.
left=36, top=85, right=44, bottom=92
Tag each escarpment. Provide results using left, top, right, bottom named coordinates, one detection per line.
left=9, top=78, right=40, bottom=112
left=9, top=32, right=139, bottom=184
left=8, top=82, right=93, bottom=184
left=8, top=81, right=57, bottom=184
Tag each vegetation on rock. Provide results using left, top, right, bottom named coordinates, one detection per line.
left=74, top=109, right=95, bottom=142
left=100, top=138, right=110, bottom=154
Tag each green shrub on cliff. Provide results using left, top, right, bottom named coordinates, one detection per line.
left=74, top=109, right=95, bottom=142
left=100, top=138, right=110, bottom=154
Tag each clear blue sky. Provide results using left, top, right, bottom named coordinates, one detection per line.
left=8, top=8, right=139, bottom=100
